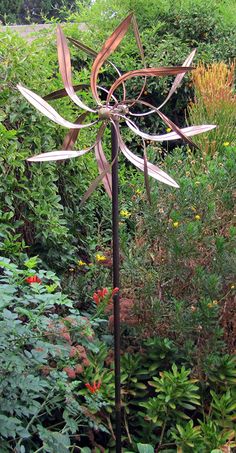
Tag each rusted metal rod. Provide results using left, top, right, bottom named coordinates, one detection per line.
left=111, top=121, right=121, bottom=453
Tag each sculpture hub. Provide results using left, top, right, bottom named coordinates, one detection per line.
left=98, top=105, right=129, bottom=120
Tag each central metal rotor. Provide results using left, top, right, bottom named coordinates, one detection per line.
left=98, top=104, right=129, bottom=120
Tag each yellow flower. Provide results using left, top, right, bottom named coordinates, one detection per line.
left=208, top=300, right=218, bottom=308
left=173, top=221, right=179, bottom=228
left=135, top=189, right=142, bottom=195
left=120, top=209, right=131, bottom=218
left=195, top=214, right=201, bottom=220
left=223, top=142, right=230, bottom=147
left=166, top=127, right=172, bottom=132
left=78, top=260, right=86, bottom=266
left=231, top=284, right=235, bottom=289
left=95, top=253, right=106, bottom=262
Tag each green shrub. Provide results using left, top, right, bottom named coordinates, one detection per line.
left=0, top=256, right=112, bottom=451
left=118, top=145, right=235, bottom=353
left=0, top=29, right=114, bottom=272
left=0, top=0, right=78, bottom=24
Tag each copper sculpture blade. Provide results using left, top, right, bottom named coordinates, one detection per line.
left=57, top=26, right=96, bottom=112
left=90, top=13, right=133, bottom=103
left=106, top=66, right=193, bottom=102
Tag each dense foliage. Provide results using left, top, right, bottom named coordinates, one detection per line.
left=0, top=0, right=235, bottom=450
left=0, top=0, right=79, bottom=24
left=1, top=255, right=236, bottom=451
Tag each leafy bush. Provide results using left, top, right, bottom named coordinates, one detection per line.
left=0, top=256, right=110, bottom=451
left=118, top=145, right=235, bottom=354
left=0, top=0, right=78, bottom=24
left=0, top=256, right=235, bottom=451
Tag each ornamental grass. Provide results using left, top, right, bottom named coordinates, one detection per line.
left=188, top=62, right=236, bottom=155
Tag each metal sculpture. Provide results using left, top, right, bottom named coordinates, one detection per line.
left=17, top=13, right=215, bottom=452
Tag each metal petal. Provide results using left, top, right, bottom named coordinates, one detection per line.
left=126, top=119, right=216, bottom=141
left=79, top=166, right=110, bottom=206
left=143, top=142, right=152, bottom=204
left=57, top=26, right=96, bottom=112
left=129, top=15, right=147, bottom=106
left=67, top=37, right=97, bottom=58
left=27, top=122, right=107, bottom=162
left=128, top=50, right=196, bottom=116
left=91, top=13, right=133, bottom=103
left=80, top=122, right=120, bottom=205
left=157, top=124, right=216, bottom=140
left=132, top=15, right=145, bottom=66
left=62, top=113, right=88, bottom=150
left=125, top=100, right=197, bottom=147
left=158, top=49, right=197, bottom=109
left=44, top=84, right=117, bottom=103
left=95, top=139, right=112, bottom=199
left=129, top=106, right=155, bottom=117
left=27, top=150, right=89, bottom=162
left=17, top=85, right=98, bottom=129
left=156, top=110, right=197, bottom=148
left=68, top=36, right=127, bottom=102
left=106, top=66, right=193, bottom=102
left=114, top=123, right=179, bottom=188
left=44, top=84, right=89, bottom=101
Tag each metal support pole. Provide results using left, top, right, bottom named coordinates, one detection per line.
left=111, top=121, right=121, bottom=453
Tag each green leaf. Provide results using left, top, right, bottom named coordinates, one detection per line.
left=24, top=256, right=38, bottom=269
left=38, top=427, right=71, bottom=453
left=137, top=443, right=155, bottom=453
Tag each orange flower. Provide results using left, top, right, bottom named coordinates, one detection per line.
left=85, top=381, right=101, bottom=393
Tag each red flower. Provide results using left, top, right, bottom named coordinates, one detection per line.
left=112, top=287, right=119, bottom=295
left=85, top=381, right=101, bottom=393
left=25, top=275, right=42, bottom=284
left=93, top=288, right=108, bottom=305
left=108, top=287, right=120, bottom=303
left=93, top=293, right=100, bottom=304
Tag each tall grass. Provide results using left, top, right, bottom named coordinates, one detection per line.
left=188, top=62, right=236, bottom=155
